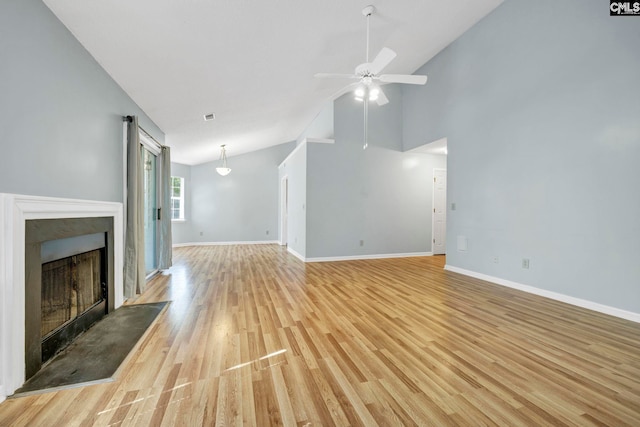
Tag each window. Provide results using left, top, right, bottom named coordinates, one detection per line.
left=170, top=176, right=185, bottom=221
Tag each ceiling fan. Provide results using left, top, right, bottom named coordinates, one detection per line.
left=315, top=5, right=428, bottom=148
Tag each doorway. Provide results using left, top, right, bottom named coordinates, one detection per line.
left=142, top=147, right=158, bottom=276
left=139, top=131, right=162, bottom=278
left=432, top=168, right=447, bottom=255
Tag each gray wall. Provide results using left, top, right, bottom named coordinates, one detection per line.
left=0, top=0, right=163, bottom=203
left=0, top=0, right=164, bottom=399
left=403, top=0, right=640, bottom=312
left=279, top=142, right=307, bottom=257
left=188, top=142, right=295, bottom=243
left=306, top=84, right=444, bottom=258
left=296, top=101, right=334, bottom=144
left=169, top=162, right=192, bottom=244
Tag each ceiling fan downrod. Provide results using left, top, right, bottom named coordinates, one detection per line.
left=362, top=5, right=375, bottom=64
left=362, top=5, right=374, bottom=150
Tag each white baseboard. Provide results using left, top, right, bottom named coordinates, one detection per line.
left=444, top=265, right=640, bottom=324
left=0, top=385, right=5, bottom=404
left=173, top=240, right=279, bottom=248
left=172, top=242, right=431, bottom=265
left=306, top=252, right=432, bottom=263
left=287, top=246, right=306, bottom=262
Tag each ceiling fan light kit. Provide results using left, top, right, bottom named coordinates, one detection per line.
left=314, top=4, right=428, bottom=148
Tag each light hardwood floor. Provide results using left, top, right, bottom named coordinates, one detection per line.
left=1, top=244, right=639, bottom=426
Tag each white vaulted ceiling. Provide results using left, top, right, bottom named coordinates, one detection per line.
left=43, top=0, right=503, bottom=165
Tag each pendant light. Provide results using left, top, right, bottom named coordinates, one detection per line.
left=216, top=144, right=231, bottom=176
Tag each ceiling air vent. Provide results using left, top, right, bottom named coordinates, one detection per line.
left=203, top=113, right=216, bottom=121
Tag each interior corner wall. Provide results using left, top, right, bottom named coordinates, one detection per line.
left=279, top=143, right=307, bottom=258
left=170, top=162, right=192, bottom=244
left=305, top=84, right=441, bottom=258
left=188, top=142, right=295, bottom=243
left=296, top=101, right=335, bottom=144
left=403, top=0, right=640, bottom=313
left=0, top=0, right=164, bottom=203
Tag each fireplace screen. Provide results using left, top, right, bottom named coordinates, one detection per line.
left=41, top=249, right=104, bottom=338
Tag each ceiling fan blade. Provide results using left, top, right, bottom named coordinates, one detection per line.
left=314, top=73, right=359, bottom=79
left=379, top=74, right=428, bottom=85
left=369, top=47, right=397, bottom=75
left=376, top=87, right=389, bottom=106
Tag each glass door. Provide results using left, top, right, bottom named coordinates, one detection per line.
left=142, top=146, right=158, bottom=276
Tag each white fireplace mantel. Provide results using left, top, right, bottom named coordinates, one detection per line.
left=0, top=193, right=124, bottom=402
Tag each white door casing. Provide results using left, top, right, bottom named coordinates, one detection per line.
left=280, top=176, right=288, bottom=246
left=432, top=169, right=447, bottom=255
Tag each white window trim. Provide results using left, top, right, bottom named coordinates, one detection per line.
left=170, top=176, right=185, bottom=222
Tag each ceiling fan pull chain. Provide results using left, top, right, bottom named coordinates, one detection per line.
left=363, top=99, right=369, bottom=150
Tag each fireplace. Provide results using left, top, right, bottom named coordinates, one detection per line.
left=0, top=194, right=124, bottom=401
left=40, top=242, right=107, bottom=364
left=24, top=217, right=115, bottom=379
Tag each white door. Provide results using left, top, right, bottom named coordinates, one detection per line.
left=432, top=169, right=447, bottom=255
left=280, top=176, right=288, bottom=246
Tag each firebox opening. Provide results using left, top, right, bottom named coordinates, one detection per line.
left=25, top=216, right=116, bottom=381
left=40, top=246, right=107, bottom=364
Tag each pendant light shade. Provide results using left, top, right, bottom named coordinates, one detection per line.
left=216, top=167, right=231, bottom=176
left=216, top=144, right=231, bottom=176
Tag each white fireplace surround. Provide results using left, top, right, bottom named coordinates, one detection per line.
left=0, top=194, right=124, bottom=402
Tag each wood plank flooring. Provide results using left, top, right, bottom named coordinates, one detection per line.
left=1, top=244, right=639, bottom=426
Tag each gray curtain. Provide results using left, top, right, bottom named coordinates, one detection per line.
left=123, top=116, right=145, bottom=297
left=158, top=146, right=173, bottom=270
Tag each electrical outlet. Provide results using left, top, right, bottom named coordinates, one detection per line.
left=457, top=236, right=467, bottom=252
left=451, top=203, right=456, bottom=211
left=360, top=240, right=364, bottom=247
left=266, top=230, right=269, bottom=235
left=199, top=231, right=203, bottom=236
left=493, top=256, right=499, bottom=264
left=522, top=258, right=530, bottom=269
